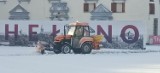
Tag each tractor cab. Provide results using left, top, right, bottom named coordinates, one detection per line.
left=64, top=22, right=92, bottom=48
left=66, top=22, right=91, bottom=37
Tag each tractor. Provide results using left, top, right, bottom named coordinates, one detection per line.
left=36, top=22, right=103, bottom=54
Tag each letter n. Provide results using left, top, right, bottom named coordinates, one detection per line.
left=97, top=25, right=112, bottom=43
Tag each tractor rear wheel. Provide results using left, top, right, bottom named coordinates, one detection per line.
left=81, top=43, right=92, bottom=54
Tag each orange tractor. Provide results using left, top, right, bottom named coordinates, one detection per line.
left=36, top=22, right=103, bottom=54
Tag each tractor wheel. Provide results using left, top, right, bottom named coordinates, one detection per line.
left=81, top=43, right=92, bottom=54
left=53, top=49, right=61, bottom=54
left=73, top=49, right=82, bottom=54
left=61, top=44, right=71, bottom=54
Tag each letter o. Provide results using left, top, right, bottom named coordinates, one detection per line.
left=120, top=25, right=139, bottom=44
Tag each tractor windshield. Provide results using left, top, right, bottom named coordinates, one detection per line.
left=67, top=26, right=76, bottom=35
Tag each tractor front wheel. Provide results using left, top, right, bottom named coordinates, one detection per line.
left=61, top=44, right=71, bottom=54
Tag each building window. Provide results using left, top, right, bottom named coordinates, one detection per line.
left=90, top=4, right=113, bottom=20
left=111, top=3, right=125, bottom=13
left=9, top=5, right=30, bottom=20
left=149, top=3, right=155, bottom=14
left=153, top=18, right=158, bottom=35
left=150, top=0, right=154, bottom=2
left=0, top=0, right=7, bottom=4
left=84, top=3, right=96, bottom=12
left=18, top=0, right=31, bottom=3
left=50, top=1, right=69, bottom=21
left=48, top=0, right=60, bottom=3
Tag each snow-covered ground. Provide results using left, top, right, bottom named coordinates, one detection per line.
left=0, top=46, right=160, bottom=73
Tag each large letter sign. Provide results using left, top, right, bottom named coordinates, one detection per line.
left=52, top=25, right=60, bottom=36
left=97, top=25, right=112, bottom=43
left=120, top=25, right=139, bottom=44
left=29, top=24, right=39, bottom=41
left=0, top=21, right=145, bottom=49
left=5, top=24, right=18, bottom=40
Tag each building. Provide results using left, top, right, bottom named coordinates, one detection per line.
left=0, top=0, right=159, bottom=38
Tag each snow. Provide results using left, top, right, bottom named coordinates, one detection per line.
left=0, top=46, right=160, bottom=73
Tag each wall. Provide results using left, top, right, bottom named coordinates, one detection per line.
left=0, top=0, right=159, bottom=36
left=0, top=0, right=151, bottom=21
